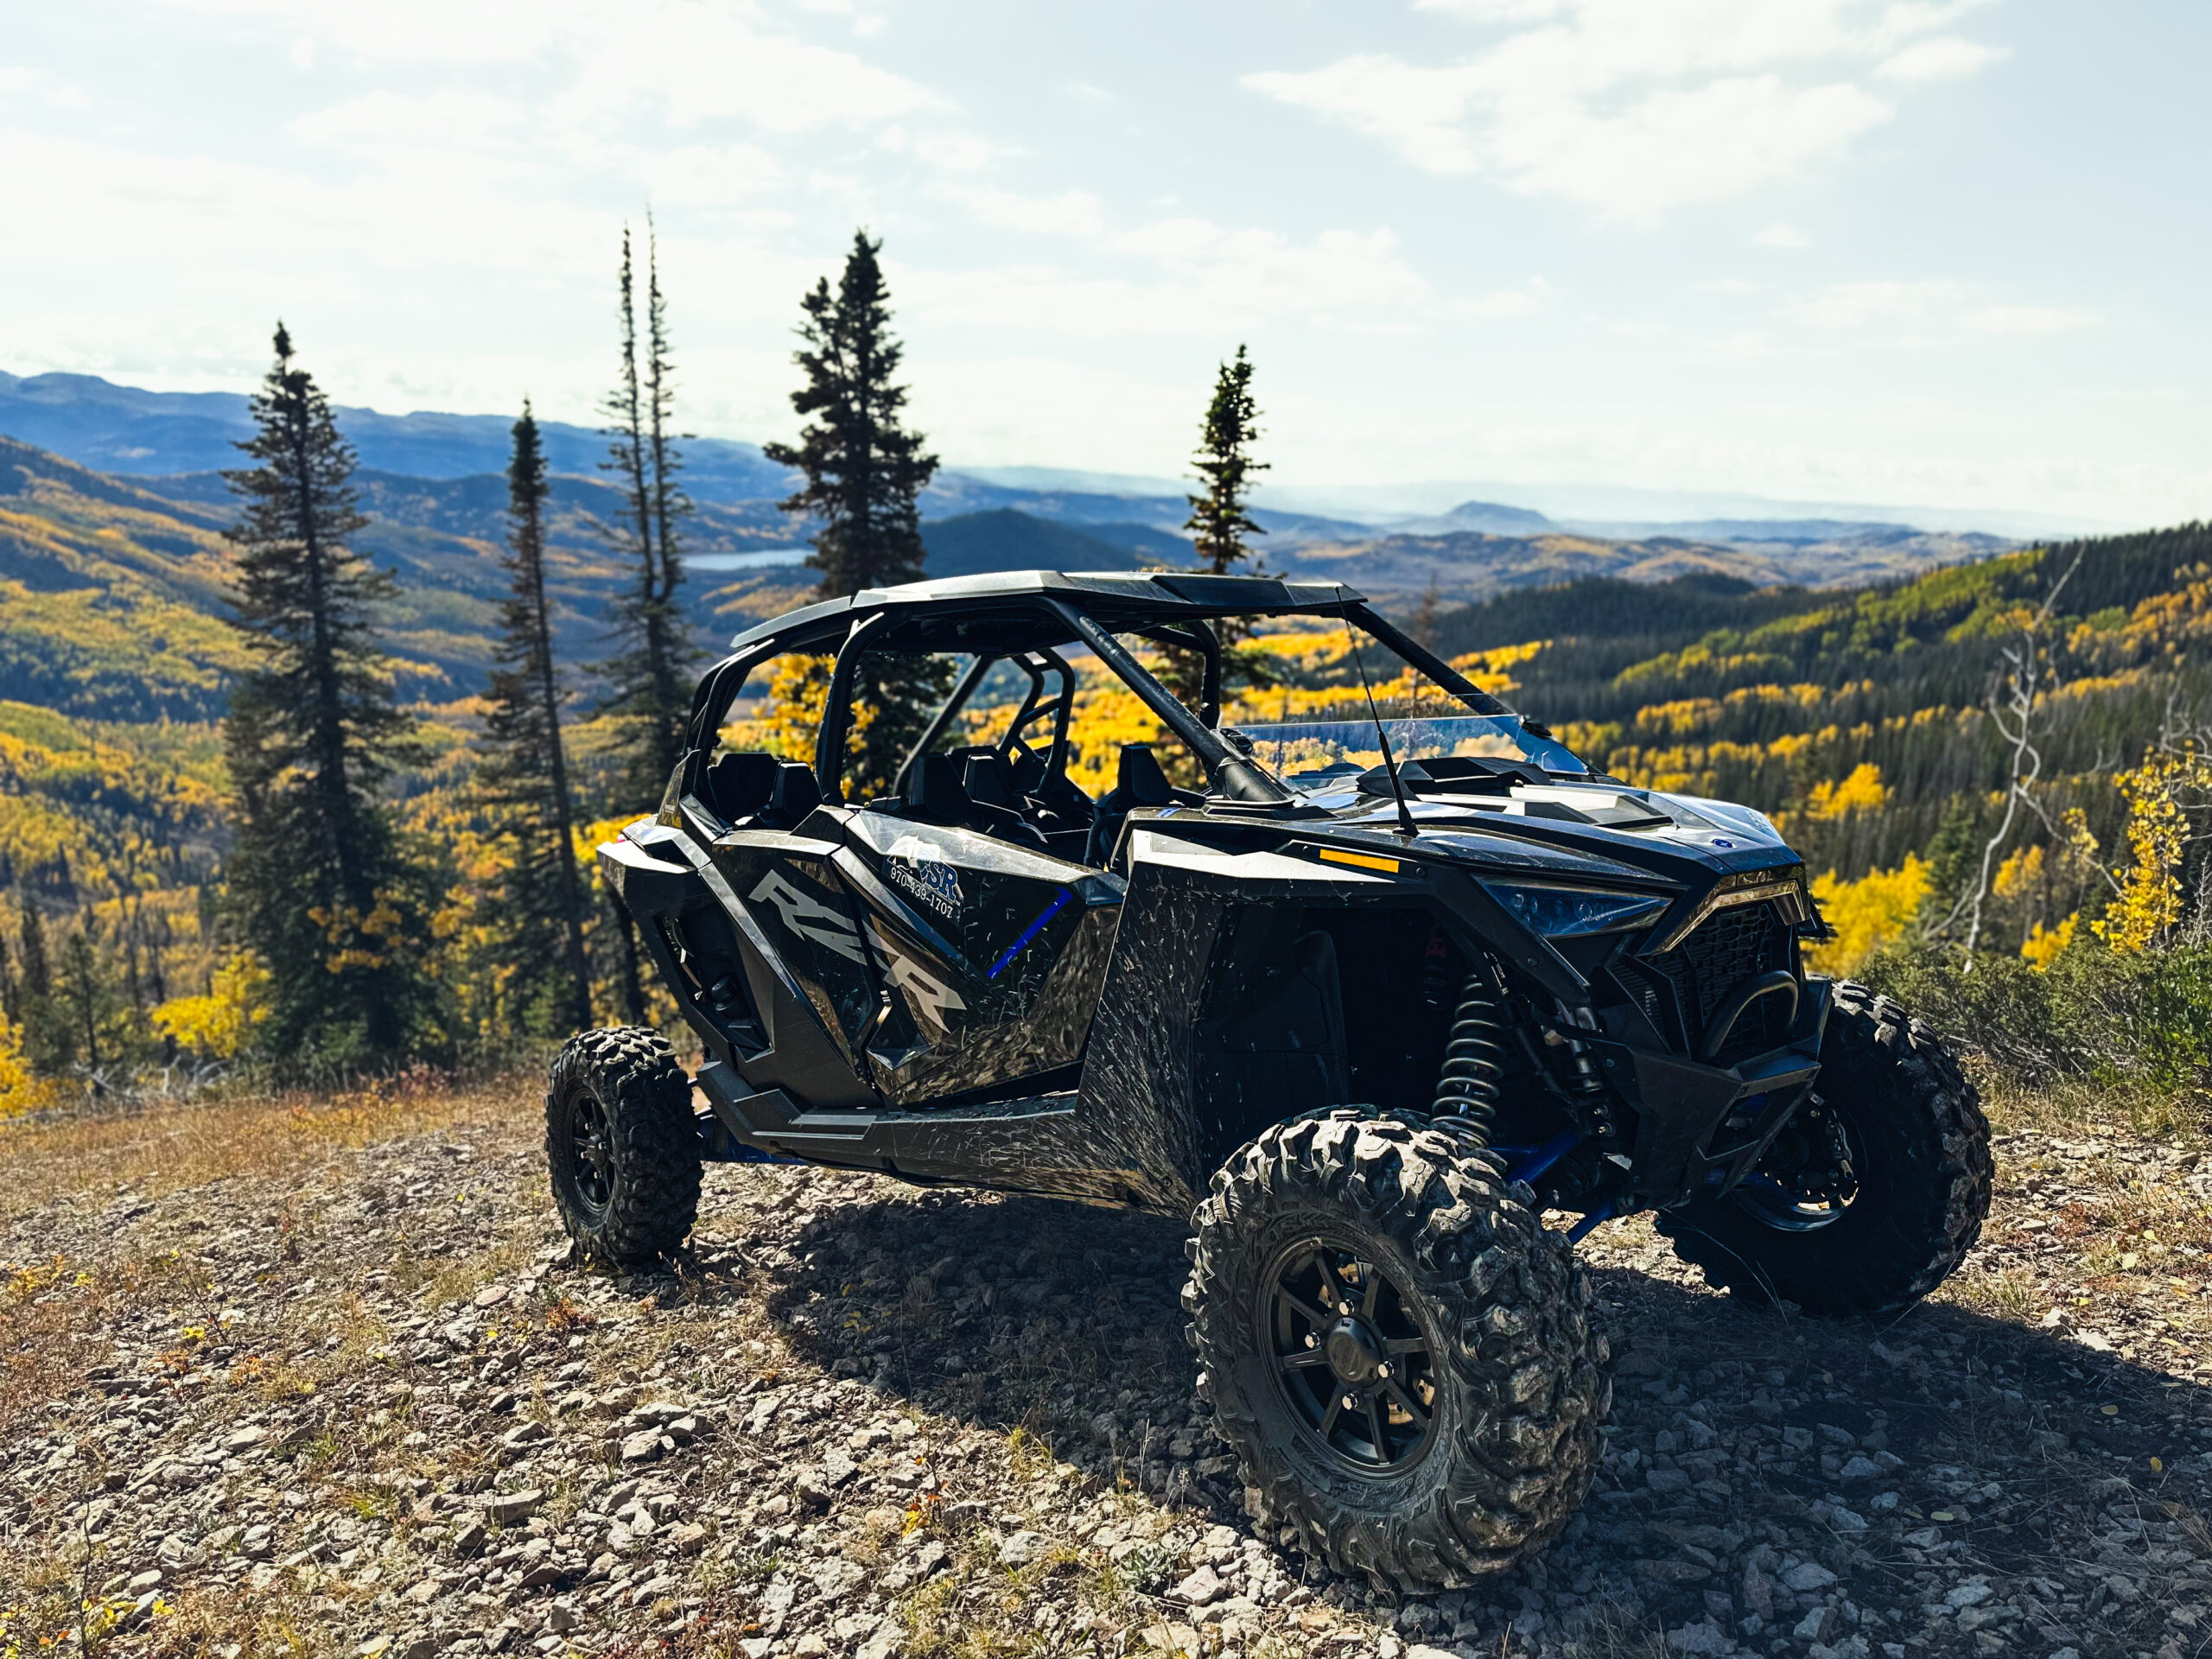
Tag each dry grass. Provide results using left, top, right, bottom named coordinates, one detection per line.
left=1974, top=1065, right=2209, bottom=1144
left=0, top=1071, right=531, bottom=1222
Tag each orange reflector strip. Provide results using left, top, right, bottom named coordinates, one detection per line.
left=1318, top=847, right=1400, bottom=874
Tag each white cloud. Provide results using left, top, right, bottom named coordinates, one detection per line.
left=909, top=200, right=1430, bottom=338
left=162, top=0, right=944, bottom=130
left=1755, top=220, right=1812, bottom=248
left=0, top=63, right=88, bottom=109
left=1786, top=280, right=2097, bottom=337
left=1246, top=0, right=2002, bottom=221
left=1878, top=37, right=2005, bottom=82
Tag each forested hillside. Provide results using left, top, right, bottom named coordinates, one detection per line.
left=1434, top=526, right=2212, bottom=964
left=3, top=400, right=2206, bottom=1106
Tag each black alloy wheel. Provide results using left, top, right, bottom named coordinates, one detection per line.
left=544, top=1027, right=702, bottom=1265
left=1729, top=1093, right=1864, bottom=1233
left=1185, top=1109, right=1611, bottom=1589
left=567, top=1090, right=615, bottom=1218
left=1657, top=981, right=1991, bottom=1315
left=1265, top=1240, right=1437, bottom=1474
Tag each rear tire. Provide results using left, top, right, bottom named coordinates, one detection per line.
left=545, top=1027, right=701, bottom=1266
left=1184, top=1109, right=1611, bottom=1590
left=1657, top=981, right=1990, bottom=1316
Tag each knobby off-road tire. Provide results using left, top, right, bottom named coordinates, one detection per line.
left=1657, top=980, right=1991, bottom=1317
left=1184, top=1109, right=1611, bottom=1591
left=545, top=1027, right=702, bottom=1266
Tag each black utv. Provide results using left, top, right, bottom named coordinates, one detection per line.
left=548, top=569, right=1992, bottom=1588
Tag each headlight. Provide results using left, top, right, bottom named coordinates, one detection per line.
left=1484, top=882, right=1670, bottom=938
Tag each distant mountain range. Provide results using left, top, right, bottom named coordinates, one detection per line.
left=0, top=369, right=2031, bottom=665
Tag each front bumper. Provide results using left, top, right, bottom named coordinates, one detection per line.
left=1582, top=976, right=1832, bottom=1211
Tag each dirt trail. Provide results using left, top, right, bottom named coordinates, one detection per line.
left=3, top=1102, right=2208, bottom=1659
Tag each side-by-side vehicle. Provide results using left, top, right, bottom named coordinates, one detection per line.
left=547, top=569, right=1991, bottom=1587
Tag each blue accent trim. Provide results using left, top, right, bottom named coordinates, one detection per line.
left=1566, top=1203, right=1614, bottom=1243
left=1507, top=1128, right=1581, bottom=1186
left=987, top=888, right=1073, bottom=981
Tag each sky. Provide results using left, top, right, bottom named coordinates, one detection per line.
left=3, top=0, right=2208, bottom=528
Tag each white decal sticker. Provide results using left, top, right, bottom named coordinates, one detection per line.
left=748, top=870, right=868, bottom=964
left=885, top=835, right=964, bottom=921
left=865, top=921, right=967, bottom=1034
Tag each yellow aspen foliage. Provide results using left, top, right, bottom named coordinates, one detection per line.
left=1992, top=844, right=2044, bottom=900
left=2094, top=747, right=2209, bottom=952
left=1805, top=855, right=1929, bottom=977
left=1803, top=762, right=1888, bottom=820
left=2020, top=912, right=2077, bottom=970
left=150, top=952, right=270, bottom=1061
left=0, top=1011, right=62, bottom=1118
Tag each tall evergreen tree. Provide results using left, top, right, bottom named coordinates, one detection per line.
left=16, top=905, right=49, bottom=1003
left=14, top=883, right=72, bottom=1076
left=598, top=220, right=696, bottom=809
left=764, top=230, right=950, bottom=798
left=1186, top=345, right=1268, bottom=577
left=1162, top=345, right=1273, bottom=715
left=221, top=323, right=441, bottom=1070
left=54, top=918, right=129, bottom=1094
left=478, top=403, right=593, bottom=1036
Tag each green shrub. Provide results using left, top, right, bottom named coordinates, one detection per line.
left=1859, top=938, right=2212, bottom=1108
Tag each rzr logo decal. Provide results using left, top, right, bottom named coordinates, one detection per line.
left=748, top=870, right=868, bottom=965
left=865, top=922, right=966, bottom=1034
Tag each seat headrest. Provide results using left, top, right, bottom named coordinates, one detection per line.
left=962, top=752, right=1020, bottom=810
left=771, top=761, right=821, bottom=821
left=708, top=751, right=780, bottom=820
left=1117, top=743, right=1174, bottom=807
left=910, top=753, right=970, bottom=821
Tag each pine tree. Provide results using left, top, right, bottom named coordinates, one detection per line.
left=16, top=906, right=48, bottom=1002
left=1163, top=345, right=1274, bottom=713
left=55, top=919, right=128, bottom=1095
left=221, top=323, right=442, bottom=1071
left=764, top=230, right=950, bottom=798
left=14, top=901, right=71, bottom=1076
left=598, top=222, right=696, bottom=810
left=478, top=403, right=593, bottom=1036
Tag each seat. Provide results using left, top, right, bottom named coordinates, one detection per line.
left=908, top=753, right=1046, bottom=849
left=762, top=761, right=822, bottom=830
left=1084, top=743, right=1180, bottom=866
left=705, top=751, right=780, bottom=825
left=961, top=751, right=1027, bottom=813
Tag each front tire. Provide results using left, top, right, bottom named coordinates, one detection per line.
left=546, top=1027, right=702, bottom=1265
left=1184, top=1110, right=1611, bottom=1590
left=1657, top=981, right=1991, bottom=1316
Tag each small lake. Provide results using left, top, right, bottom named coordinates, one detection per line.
left=690, top=546, right=812, bottom=572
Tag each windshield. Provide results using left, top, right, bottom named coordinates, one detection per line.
left=1234, top=711, right=1586, bottom=788
left=1219, top=620, right=1587, bottom=788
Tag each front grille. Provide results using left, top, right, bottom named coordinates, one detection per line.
left=1636, top=900, right=1792, bottom=1065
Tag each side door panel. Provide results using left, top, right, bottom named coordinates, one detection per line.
left=706, top=831, right=883, bottom=1090
left=840, top=812, right=1123, bottom=1104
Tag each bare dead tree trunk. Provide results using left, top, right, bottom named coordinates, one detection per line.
left=1948, top=545, right=2088, bottom=967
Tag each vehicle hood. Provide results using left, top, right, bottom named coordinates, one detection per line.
left=1296, top=777, right=1802, bottom=891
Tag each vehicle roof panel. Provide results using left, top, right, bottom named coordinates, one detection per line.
left=725, top=569, right=1368, bottom=656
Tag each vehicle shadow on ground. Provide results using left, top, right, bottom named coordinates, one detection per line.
left=716, top=1181, right=2211, bottom=1649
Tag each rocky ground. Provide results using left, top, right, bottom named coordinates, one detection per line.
left=3, top=1086, right=2209, bottom=1659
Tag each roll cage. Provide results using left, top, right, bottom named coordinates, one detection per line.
left=664, top=569, right=1533, bottom=841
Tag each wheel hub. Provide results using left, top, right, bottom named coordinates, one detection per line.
left=569, top=1093, right=614, bottom=1215
left=1325, top=1317, right=1388, bottom=1386
left=1263, top=1239, right=1438, bottom=1476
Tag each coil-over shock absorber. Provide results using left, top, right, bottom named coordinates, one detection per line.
left=1431, top=957, right=1508, bottom=1138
